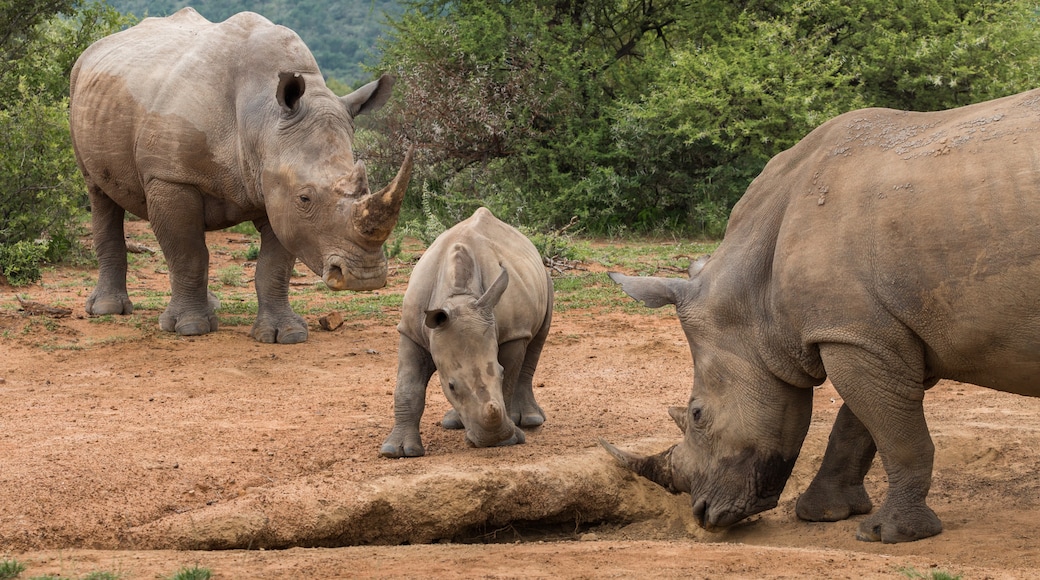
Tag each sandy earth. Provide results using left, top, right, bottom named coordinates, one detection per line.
left=0, top=222, right=1038, bottom=579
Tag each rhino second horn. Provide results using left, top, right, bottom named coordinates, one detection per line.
left=599, top=439, right=679, bottom=493
left=668, top=406, right=688, bottom=433
left=354, top=145, right=415, bottom=243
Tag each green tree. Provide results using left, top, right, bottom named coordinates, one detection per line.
left=375, top=0, right=1040, bottom=237
left=0, top=1, right=131, bottom=285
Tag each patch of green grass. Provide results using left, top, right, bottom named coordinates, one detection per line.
left=216, top=265, right=246, bottom=287
left=897, top=566, right=963, bottom=580
left=0, top=559, right=26, bottom=580
left=166, top=565, right=212, bottom=580
left=585, top=239, right=718, bottom=274
left=224, top=222, right=258, bottom=236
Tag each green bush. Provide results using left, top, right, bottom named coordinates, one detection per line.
left=0, top=240, right=47, bottom=286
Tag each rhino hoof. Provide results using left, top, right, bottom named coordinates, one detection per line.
left=441, top=409, right=463, bottom=430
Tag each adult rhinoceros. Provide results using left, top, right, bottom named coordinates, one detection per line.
left=69, top=8, right=413, bottom=343
left=380, top=207, right=552, bottom=457
left=604, top=90, right=1040, bottom=543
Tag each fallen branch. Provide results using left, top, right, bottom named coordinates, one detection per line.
left=16, top=296, right=72, bottom=317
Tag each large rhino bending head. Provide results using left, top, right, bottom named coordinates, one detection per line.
left=69, top=8, right=413, bottom=343
left=604, top=265, right=813, bottom=530
left=604, top=89, right=1040, bottom=543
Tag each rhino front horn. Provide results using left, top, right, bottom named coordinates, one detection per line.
left=599, top=438, right=679, bottom=493
left=354, top=145, right=415, bottom=243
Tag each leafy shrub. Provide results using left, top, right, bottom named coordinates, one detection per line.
left=0, top=240, right=47, bottom=285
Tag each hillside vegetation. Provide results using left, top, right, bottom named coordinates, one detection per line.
left=103, top=0, right=402, bottom=86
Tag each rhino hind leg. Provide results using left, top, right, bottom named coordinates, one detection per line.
left=796, top=403, right=876, bottom=522
left=441, top=408, right=463, bottom=429
left=85, top=184, right=133, bottom=316
left=818, top=343, right=943, bottom=543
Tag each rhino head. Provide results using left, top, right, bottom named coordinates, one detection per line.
left=603, top=260, right=813, bottom=531
left=261, top=72, right=413, bottom=291
left=424, top=245, right=525, bottom=448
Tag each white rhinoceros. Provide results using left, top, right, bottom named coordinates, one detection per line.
left=380, top=207, right=553, bottom=457
left=605, top=89, right=1040, bottom=543
left=69, top=8, right=413, bottom=343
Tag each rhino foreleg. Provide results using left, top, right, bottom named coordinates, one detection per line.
left=819, top=343, right=942, bottom=543
left=148, top=182, right=218, bottom=336
left=250, top=218, right=307, bottom=344
left=503, top=336, right=547, bottom=428
left=85, top=184, right=133, bottom=316
left=796, top=403, right=876, bottom=522
left=380, top=336, right=436, bottom=458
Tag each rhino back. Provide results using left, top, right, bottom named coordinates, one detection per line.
left=727, top=90, right=1040, bottom=393
left=69, top=8, right=323, bottom=223
left=400, top=208, right=549, bottom=346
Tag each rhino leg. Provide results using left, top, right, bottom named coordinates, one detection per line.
left=820, top=343, right=942, bottom=543
left=380, top=335, right=435, bottom=458
left=501, top=338, right=546, bottom=428
left=85, top=184, right=133, bottom=316
left=249, top=218, right=307, bottom=344
left=441, top=408, right=463, bottom=430
left=148, top=182, right=218, bottom=336
left=796, top=403, right=876, bottom=522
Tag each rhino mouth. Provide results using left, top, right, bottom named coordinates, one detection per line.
left=464, top=425, right=526, bottom=448
left=688, top=450, right=797, bottom=532
left=323, top=251, right=387, bottom=291
left=690, top=493, right=781, bottom=532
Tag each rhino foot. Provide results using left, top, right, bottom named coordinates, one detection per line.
left=441, top=408, right=464, bottom=430
left=250, top=312, right=308, bottom=344
left=855, top=503, right=942, bottom=543
left=85, top=291, right=134, bottom=316
left=795, top=482, right=873, bottom=522
left=511, top=409, right=546, bottom=428
left=160, top=308, right=218, bottom=336
left=380, top=427, right=425, bottom=458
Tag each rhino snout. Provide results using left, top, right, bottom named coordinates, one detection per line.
left=323, top=256, right=387, bottom=291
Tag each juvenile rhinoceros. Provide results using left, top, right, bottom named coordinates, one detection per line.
left=604, top=90, right=1040, bottom=543
left=380, top=208, right=552, bottom=457
left=69, top=8, right=413, bottom=343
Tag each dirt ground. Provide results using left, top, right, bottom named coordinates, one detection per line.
left=1, top=222, right=1038, bottom=579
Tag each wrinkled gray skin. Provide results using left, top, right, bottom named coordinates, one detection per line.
left=69, top=8, right=413, bottom=343
left=604, top=90, right=1040, bottom=543
left=380, top=208, right=553, bottom=457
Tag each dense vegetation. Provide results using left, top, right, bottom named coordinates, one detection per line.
left=0, top=0, right=130, bottom=284
left=2, top=0, right=1039, bottom=283
left=366, top=0, right=1040, bottom=237
left=103, top=0, right=403, bottom=86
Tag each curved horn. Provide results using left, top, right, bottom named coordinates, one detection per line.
left=668, top=406, right=688, bottom=434
left=599, top=439, right=679, bottom=493
left=354, top=145, right=415, bottom=243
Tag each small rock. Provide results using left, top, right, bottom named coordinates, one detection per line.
left=319, top=311, right=344, bottom=331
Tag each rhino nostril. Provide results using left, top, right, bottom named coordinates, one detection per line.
left=692, top=497, right=708, bottom=528
left=324, top=264, right=346, bottom=290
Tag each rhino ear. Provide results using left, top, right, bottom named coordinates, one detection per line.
left=341, top=73, right=395, bottom=118
left=607, top=272, right=691, bottom=309
left=424, top=309, right=449, bottom=330
left=476, top=268, right=509, bottom=310
left=277, top=72, right=306, bottom=115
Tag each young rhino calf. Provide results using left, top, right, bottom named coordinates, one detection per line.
left=380, top=207, right=552, bottom=457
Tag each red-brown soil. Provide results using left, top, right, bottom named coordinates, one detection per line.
left=1, top=222, right=1037, bottom=579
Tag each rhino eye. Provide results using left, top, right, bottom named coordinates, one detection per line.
left=298, top=194, right=311, bottom=203
left=447, top=380, right=457, bottom=393
left=691, top=406, right=703, bottom=424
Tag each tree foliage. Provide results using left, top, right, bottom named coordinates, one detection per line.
left=373, top=0, right=1040, bottom=236
left=0, top=1, right=130, bottom=284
